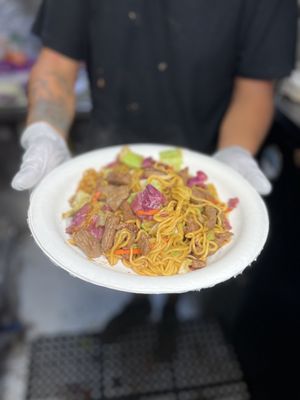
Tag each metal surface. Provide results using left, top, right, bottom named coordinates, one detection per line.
left=26, top=320, right=249, bottom=400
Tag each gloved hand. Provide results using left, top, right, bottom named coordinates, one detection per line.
left=213, top=146, right=272, bottom=195
left=11, top=122, right=71, bottom=191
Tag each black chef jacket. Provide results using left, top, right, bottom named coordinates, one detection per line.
left=32, top=0, right=297, bottom=152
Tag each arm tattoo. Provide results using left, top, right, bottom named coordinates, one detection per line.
left=28, top=71, right=75, bottom=134
left=29, top=96, right=72, bottom=133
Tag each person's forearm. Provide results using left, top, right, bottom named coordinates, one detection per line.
left=218, top=78, right=275, bottom=155
left=27, top=56, right=77, bottom=139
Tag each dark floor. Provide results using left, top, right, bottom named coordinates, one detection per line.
left=26, top=320, right=250, bottom=400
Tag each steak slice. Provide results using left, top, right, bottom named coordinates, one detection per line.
left=184, top=216, right=200, bottom=234
left=99, top=185, right=130, bottom=211
left=204, top=206, right=217, bottom=229
left=137, top=231, right=151, bottom=255
left=120, top=200, right=136, bottom=221
left=106, top=171, right=132, bottom=186
left=142, top=168, right=167, bottom=179
left=191, top=186, right=216, bottom=203
left=215, top=231, right=232, bottom=248
left=101, top=215, right=120, bottom=252
left=72, top=229, right=102, bottom=258
left=178, top=167, right=189, bottom=185
left=190, top=259, right=206, bottom=270
left=124, top=223, right=139, bottom=247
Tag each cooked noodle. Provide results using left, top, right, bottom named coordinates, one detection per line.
left=63, top=147, right=236, bottom=276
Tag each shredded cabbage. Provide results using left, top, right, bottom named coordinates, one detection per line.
left=127, top=193, right=137, bottom=204
left=150, top=178, right=162, bottom=191
left=119, top=146, right=143, bottom=168
left=63, top=191, right=91, bottom=218
left=207, top=183, right=218, bottom=198
left=159, top=148, right=182, bottom=171
left=207, top=231, right=215, bottom=241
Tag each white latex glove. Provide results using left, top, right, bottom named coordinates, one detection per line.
left=11, top=122, right=71, bottom=191
left=213, top=146, right=272, bottom=196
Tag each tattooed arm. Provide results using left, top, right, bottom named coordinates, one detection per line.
left=11, top=48, right=81, bottom=190
left=27, top=47, right=81, bottom=138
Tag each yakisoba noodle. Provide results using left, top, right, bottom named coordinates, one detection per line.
left=63, top=147, right=238, bottom=276
left=108, top=173, right=227, bottom=275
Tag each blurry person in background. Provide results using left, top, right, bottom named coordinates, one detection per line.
left=11, top=0, right=297, bottom=193
left=11, top=0, right=297, bottom=370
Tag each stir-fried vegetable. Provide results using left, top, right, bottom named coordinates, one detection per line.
left=159, top=148, right=183, bottom=171
left=119, top=146, right=143, bottom=168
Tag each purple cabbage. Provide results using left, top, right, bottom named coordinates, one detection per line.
left=87, top=215, right=104, bottom=240
left=187, top=171, right=208, bottom=187
left=142, top=157, right=155, bottom=168
left=105, top=161, right=119, bottom=168
left=131, top=184, right=166, bottom=214
left=102, top=204, right=112, bottom=212
left=227, top=197, right=239, bottom=210
left=66, top=204, right=91, bottom=234
left=223, top=216, right=232, bottom=230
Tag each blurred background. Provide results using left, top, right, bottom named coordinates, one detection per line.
left=0, top=1, right=299, bottom=400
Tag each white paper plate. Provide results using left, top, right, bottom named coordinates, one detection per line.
left=28, top=144, right=269, bottom=294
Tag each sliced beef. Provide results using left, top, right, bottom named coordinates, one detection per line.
left=99, top=185, right=130, bottom=211
left=66, top=204, right=90, bottom=234
left=192, top=243, right=203, bottom=257
left=72, top=229, right=102, bottom=258
left=95, top=176, right=107, bottom=192
left=190, top=258, right=206, bottom=270
left=124, top=223, right=139, bottom=247
left=178, top=167, right=189, bottom=185
left=137, top=231, right=151, bottom=255
left=106, top=170, right=132, bottom=185
left=191, top=186, right=215, bottom=203
left=110, top=223, right=138, bottom=259
left=215, top=232, right=232, bottom=248
left=142, top=168, right=167, bottom=179
left=120, top=200, right=136, bottom=221
left=204, top=206, right=217, bottom=229
left=101, top=215, right=120, bottom=252
left=184, top=216, right=200, bottom=234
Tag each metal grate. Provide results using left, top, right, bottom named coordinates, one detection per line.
left=26, top=320, right=249, bottom=400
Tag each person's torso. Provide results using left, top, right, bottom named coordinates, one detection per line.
left=86, top=0, right=243, bottom=152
